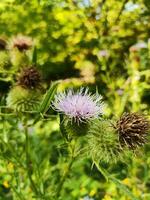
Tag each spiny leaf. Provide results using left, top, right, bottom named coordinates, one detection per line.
left=95, top=163, right=139, bottom=200
left=109, top=176, right=140, bottom=200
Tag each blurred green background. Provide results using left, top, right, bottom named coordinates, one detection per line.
left=0, top=0, right=150, bottom=199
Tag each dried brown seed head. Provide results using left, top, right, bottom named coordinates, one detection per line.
left=17, top=66, right=42, bottom=89
left=11, top=35, right=33, bottom=51
left=116, top=112, right=150, bottom=149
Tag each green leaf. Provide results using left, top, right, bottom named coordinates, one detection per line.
left=95, top=163, right=140, bottom=200
left=34, top=81, right=60, bottom=123
left=32, top=46, right=37, bottom=65
left=39, top=81, right=59, bottom=114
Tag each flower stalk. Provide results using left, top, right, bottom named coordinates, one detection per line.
left=55, top=141, right=76, bottom=198
left=24, top=123, right=41, bottom=198
left=55, top=157, right=74, bottom=198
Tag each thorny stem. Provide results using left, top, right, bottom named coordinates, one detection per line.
left=24, top=123, right=41, bottom=198
left=55, top=142, right=76, bottom=198
left=55, top=158, right=74, bottom=198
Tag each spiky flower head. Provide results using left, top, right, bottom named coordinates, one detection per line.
left=0, top=38, right=7, bottom=50
left=7, top=85, right=42, bottom=112
left=10, top=35, right=33, bottom=52
left=53, top=88, right=103, bottom=123
left=17, top=66, right=42, bottom=89
left=115, top=112, right=150, bottom=149
left=88, top=119, right=122, bottom=163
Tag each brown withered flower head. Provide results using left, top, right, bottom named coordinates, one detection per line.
left=17, top=66, right=42, bottom=89
left=0, top=38, right=7, bottom=50
left=11, top=35, right=33, bottom=52
left=115, top=112, right=150, bottom=150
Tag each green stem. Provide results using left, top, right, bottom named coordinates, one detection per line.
left=0, top=113, right=16, bottom=116
left=24, top=124, right=41, bottom=198
left=55, top=141, right=77, bottom=199
left=55, top=156, right=74, bottom=198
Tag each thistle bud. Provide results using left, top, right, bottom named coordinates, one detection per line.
left=9, top=35, right=33, bottom=68
left=17, top=66, right=42, bottom=89
left=115, top=113, right=150, bottom=149
left=7, top=85, right=42, bottom=112
left=88, top=119, right=122, bottom=163
left=7, top=67, right=42, bottom=112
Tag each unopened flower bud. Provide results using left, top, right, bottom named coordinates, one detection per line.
left=7, top=85, right=42, bottom=112
left=88, top=119, right=122, bottom=163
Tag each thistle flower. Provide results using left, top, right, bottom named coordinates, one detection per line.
left=88, top=119, right=122, bottom=163
left=115, top=112, right=150, bottom=149
left=10, top=35, right=33, bottom=52
left=17, top=66, right=42, bottom=89
left=53, top=88, right=103, bottom=123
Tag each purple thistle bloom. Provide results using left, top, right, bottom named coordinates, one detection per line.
left=53, top=88, right=104, bottom=122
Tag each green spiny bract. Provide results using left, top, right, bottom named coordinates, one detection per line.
left=115, top=112, right=150, bottom=150
left=0, top=51, right=11, bottom=70
left=66, top=121, right=89, bottom=137
left=7, top=85, right=42, bottom=112
left=88, top=119, right=122, bottom=163
left=60, top=116, right=89, bottom=140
